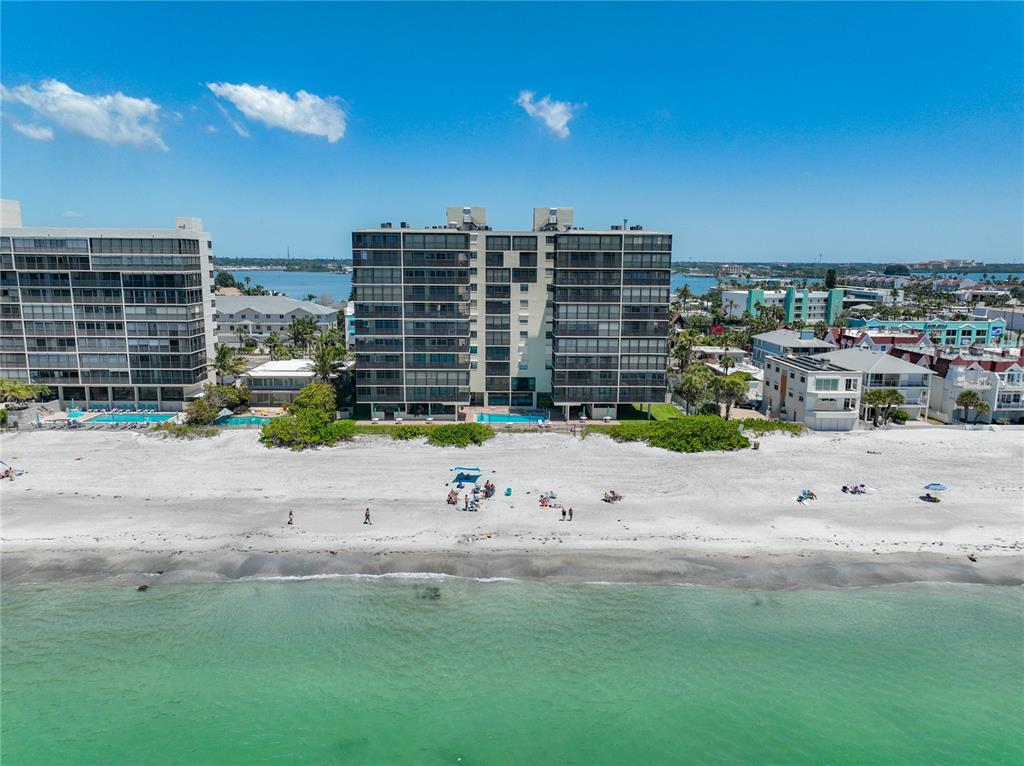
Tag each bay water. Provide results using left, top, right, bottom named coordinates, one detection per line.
left=2, top=578, right=1021, bottom=765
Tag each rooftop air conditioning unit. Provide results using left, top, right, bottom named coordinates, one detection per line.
left=400, top=222, right=409, bottom=229
left=380, top=222, right=392, bottom=228
left=610, top=225, right=622, bottom=230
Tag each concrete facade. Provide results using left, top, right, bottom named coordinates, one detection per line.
left=722, top=287, right=844, bottom=324
left=351, top=207, right=670, bottom=420
left=214, top=295, right=338, bottom=346
left=762, top=355, right=861, bottom=431
left=0, top=199, right=215, bottom=410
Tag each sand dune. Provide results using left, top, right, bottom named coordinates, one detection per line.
left=1, top=427, right=1021, bottom=585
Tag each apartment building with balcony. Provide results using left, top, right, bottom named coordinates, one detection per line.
left=889, top=346, right=1024, bottom=424
left=214, top=295, right=338, bottom=347
left=721, top=286, right=844, bottom=324
left=351, top=206, right=670, bottom=420
left=814, top=348, right=934, bottom=422
left=846, top=316, right=1007, bottom=346
left=761, top=355, right=861, bottom=431
left=0, top=199, right=215, bottom=410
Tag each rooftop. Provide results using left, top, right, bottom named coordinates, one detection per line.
left=814, top=348, right=934, bottom=376
left=766, top=355, right=854, bottom=374
left=215, top=295, right=337, bottom=316
left=244, top=359, right=315, bottom=377
left=753, top=329, right=835, bottom=348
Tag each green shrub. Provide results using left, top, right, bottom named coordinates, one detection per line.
left=425, top=422, right=495, bottom=448
left=585, top=416, right=749, bottom=453
left=391, top=424, right=429, bottom=440
left=736, top=418, right=805, bottom=436
left=152, top=423, right=219, bottom=439
left=890, top=408, right=910, bottom=424
left=289, top=382, right=336, bottom=416
left=206, top=383, right=249, bottom=411
left=259, top=412, right=357, bottom=450
left=0, top=409, right=7, bottom=426
left=185, top=396, right=220, bottom=425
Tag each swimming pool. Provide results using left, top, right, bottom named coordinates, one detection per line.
left=475, top=412, right=548, bottom=425
left=216, top=415, right=271, bottom=427
left=88, top=413, right=176, bottom=424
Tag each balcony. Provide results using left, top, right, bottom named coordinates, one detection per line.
left=952, top=378, right=992, bottom=389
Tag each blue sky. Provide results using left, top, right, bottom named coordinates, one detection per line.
left=1, top=2, right=1021, bottom=263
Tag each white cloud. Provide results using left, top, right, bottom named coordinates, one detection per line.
left=516, top=90, right=583, bottom=139
left=61, top=210, right=85, bottom=218
left=10, top=121, right=54, bottom=141
left=205, top=124, right=219, bottom=134
left=0, top=79, right=167, bottom=150
left=207, top=82, right=346, bottom=143
left=213, top=101, right=249, bottom=137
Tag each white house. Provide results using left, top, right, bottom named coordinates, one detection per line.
left=761, top=355, right=861, bottom=431
left=242, top=359, right=316, bottom=406
left=814, top=348, right=934, bottom=422
left=215, top=295, right=339, bottom=347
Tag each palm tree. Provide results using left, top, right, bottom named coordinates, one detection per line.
left=287, top=316, right=318, bottom=355
left=209, top=343, right=246, bottom=385
left=715, top=373, right=748, bottom=419
left=675, top=365, right=712, bottom=415
left=955, top=390, right=984, bottom=423
left=719, top=355, right=736, bottom=376
left=0, top=378, right=50, bottom=402
left=234, top=325, right=251, bottom=348
left=863, top=388, right=905, bottom=427
left=266, top=331, right=284, bottom=361
left=310, top=340, right=344, bottom=382
left=672, top=330, right=701, bottom=371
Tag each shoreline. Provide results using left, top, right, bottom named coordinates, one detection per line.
left=2, top=428, right=1021, bottom=588
left=3, top=549, right=1022, bottom=589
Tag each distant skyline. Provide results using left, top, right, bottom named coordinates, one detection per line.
left=1, top=2, right=1021, bottom=263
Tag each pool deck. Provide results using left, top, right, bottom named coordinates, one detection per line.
left=355, top=406, right=620, bottom=429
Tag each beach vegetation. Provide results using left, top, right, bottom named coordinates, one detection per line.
left=184, top=396, right=220, bottom=426
left=863, top=388, right=906, bottom=426
left=585, top=416, right=750, bottom=453
left=424, top=423, right=495, bottom=447
left=259, top=409, right=356, bottom=449
left=890, top=408, right=910, bottom=424
left=152, top=423, right=220, bottom=439
left=289, top=382, right=336, bottom=416
left=0, top=408, right=7, bottom=426
left=674, top=364, right=713, bottom=414
left=737, top=418, right=805, bottom=436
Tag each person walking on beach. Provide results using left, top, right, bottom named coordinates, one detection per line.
left=363, top=507, right=372, bottom=525
left=561, top=508, right=566, bottom=521
left=287, top=510, right=293, bottom=525
left=568, top=507, right=573, bottom=522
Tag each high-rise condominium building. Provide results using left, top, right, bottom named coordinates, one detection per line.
left=352, top=206, right=671, bottom=420
left=0, top=199, right=215, bottom=410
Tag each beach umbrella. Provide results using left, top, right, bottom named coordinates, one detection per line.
left=924, top=483, right=948, bottom=491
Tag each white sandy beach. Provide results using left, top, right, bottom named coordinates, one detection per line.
left=1, top=427, right=1022, bottom=585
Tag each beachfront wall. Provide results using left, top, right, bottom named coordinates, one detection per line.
left=846, top=317, right=1007, bottom=347
left=762, top=355, right=861, bottom=431
left=0, top=199, right=216, bottom=411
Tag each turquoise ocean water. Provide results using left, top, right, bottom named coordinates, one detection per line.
left=3, top=579, right=1021, bottom=765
